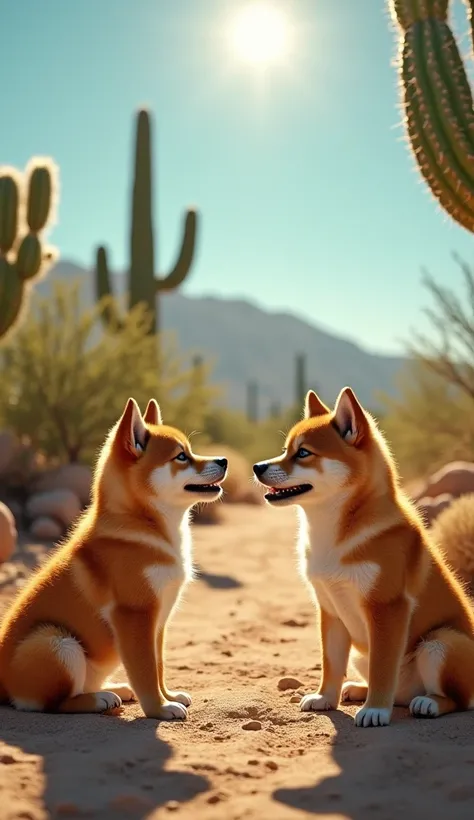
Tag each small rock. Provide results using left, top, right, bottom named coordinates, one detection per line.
left=165, top=801, right=180, bottom=812
left=30, top=516, right=63, bottom=542
left=290, top=695, right=301, bottom=703
left=248, top=759, right=259, bottom=765
left=207, top=793, right=227, bottom=805
left=0, top=754, right=17, bottom=764
left=242, top=720, right=262, bottom=731
left=282, top=618, right=308, bottom=628
left=221, top=649, right=233, bottom=657
left=278, top=677, right=303, bottom=691
left=266, top=760, right=278, bottom=771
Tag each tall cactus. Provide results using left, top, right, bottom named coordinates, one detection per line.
left=295, top=352, right=307, bottom=406
left=0, top=158, right=58, bottom=340
left=246, top=381, right=259, bottom=423
left=96, top=109, right=198, bottom=333
left=390, top=0, right=474, bottom=233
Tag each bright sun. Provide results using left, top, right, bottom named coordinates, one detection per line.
left=229, top=3, right=291, bottom=67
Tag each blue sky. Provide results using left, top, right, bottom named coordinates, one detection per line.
left=2, top=0, right=474, bottom=354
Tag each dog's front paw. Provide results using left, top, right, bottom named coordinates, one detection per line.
left=150, top=701, right=188, bottom=721
left=409, top=696, right=439, bottom=718
left=166, top=690, right=192, bottom=707
left=300, top=693, right=336, bottom=712
left=354, top=706, right=391, bottom=728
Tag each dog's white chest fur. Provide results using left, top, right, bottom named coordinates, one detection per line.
left=143, top=519, right=193, bottom=631
left=297, top=507, right=381, bottom=649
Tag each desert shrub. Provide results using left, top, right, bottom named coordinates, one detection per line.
left=0, top=281, right=217, bottom=465
left=379, top=256, right=474, bottom=480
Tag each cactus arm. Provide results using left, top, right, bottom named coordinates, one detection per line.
left=129, top=109, right=156, bottom=326
left=0, top=260, right=25, bottom=339
left=0, top=173, right=20, bottom=253
left=158, top=209, right=197, bottom=292
left=95, top=246, right=123, bottom=331
left=392, top=0, right=474, bottom=232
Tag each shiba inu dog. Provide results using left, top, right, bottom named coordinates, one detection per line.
left=0, top=398, right=227, bottom=719
left=253, top=387, right=474, bottom=727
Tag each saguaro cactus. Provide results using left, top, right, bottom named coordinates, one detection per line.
left=390, top=0, right=474, bottom=233
left=0, top=158, right=58, bottom=339
left=96, top=109, right=198, bottom=333
left=295, top=352, right=307, bottom=406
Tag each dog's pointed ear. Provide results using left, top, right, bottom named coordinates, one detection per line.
left=304, top=390, right=330, bottom=419
left=333, top=387, right=367, bottom=446
left=116, top=397, right=149, bottom=455
left=143, top=398, right=163, bottom=426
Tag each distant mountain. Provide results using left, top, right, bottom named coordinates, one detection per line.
left=35, top=261, right=406, bottom=413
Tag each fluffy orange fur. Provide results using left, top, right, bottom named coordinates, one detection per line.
left=0, top=398, right=227, bottom=719
left=253, top=387, right=474, bottom=727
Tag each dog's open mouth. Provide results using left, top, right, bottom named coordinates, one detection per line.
left=265, top=484, right=312, bottom=501
left=184, top=481, right=222, bottom=494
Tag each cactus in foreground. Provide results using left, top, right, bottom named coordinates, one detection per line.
left=0, top=158, right=58, bottom=339
left=390, top=0, right=474, bottom=233
left=96, top=109, right=198, bottom=334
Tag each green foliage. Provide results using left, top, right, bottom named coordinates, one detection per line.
left=379, top=256, right=474, bottom=479
left=390, top=0, right=474, bottom=233
left=379, top=359, right=474, bottom=480
left=96, top=109, right=198, bottom=335
left=201, top=403, right=300, bottom=465
left=0, top=158, right=58, bottom=339
left=0, top=282, right=215, bottom=464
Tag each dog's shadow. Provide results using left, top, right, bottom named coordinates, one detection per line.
left=273, top=707, right=474, bottom=819
left=194, top=564, right=243, bottom=590
left=0, top=705, right=209, bottom=817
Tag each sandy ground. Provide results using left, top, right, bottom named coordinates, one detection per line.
left=1, top=506, right=474, bottom=819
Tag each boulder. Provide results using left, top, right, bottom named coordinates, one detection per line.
left=30, top=464, right=92, bottom=507
left=417, top=462, right=474, bottom=502
left=30, top=516, right=63, bottom=542
left=0, top=502, right=17, bottom=562
left=26, top=489, right=81, bottom=531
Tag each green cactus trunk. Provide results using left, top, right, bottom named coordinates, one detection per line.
left=0, top=159, right=58, bottom=340
left=96, top=108, right=198, bottom=336
left=390, top=0, right=474, bottom=233
left=246, top=381, right=259, bottom=423
left=295, top=352, right=307, bottom=406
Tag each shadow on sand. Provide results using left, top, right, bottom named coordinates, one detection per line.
left=0, top=705, right=209, bottom=818
left=194, top=564, right=243, bottom=590
left=273, top=707, right=474, bottom=819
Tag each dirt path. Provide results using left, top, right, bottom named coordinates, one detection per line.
left=1, top=506, right=474, bottom=819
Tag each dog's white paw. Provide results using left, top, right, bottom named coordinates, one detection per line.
left=354, top=706, right=391, bottom=727
left=300, top=693, right=335, bottom=712
left=166, top=690, right=192, bottom=707
left=96, top=691, right=122, bottom=711
left=409, top=696, right=439, bottom=718
left=153, top=701, right=188, bottom=721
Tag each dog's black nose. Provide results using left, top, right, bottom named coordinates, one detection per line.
left=253, top=462, right=269, bottom=477
left=214, top=457, right=228, bottom=470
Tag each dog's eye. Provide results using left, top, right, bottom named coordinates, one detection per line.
left=296, top=447, right=311, bottom=459
left=175, top=452, right=188, bottom=462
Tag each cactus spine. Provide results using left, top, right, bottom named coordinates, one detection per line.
left=390, top=0, right=474, bottom=233
left=0, top=158, right=58, bottom=339
left=96, top=109, right=198, bottom=333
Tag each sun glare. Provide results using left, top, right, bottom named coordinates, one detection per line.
left=229, top=3, right=291, bottom=67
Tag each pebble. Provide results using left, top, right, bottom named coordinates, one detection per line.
left=242, top=720, right=262, bottom=731
left=165, top=800, right=180, bottom=811
left=290, top=695, right=301, bottom=703
left=278, top=677, right=303, bottom=691
left=266, top=761, right=279, bottom=771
